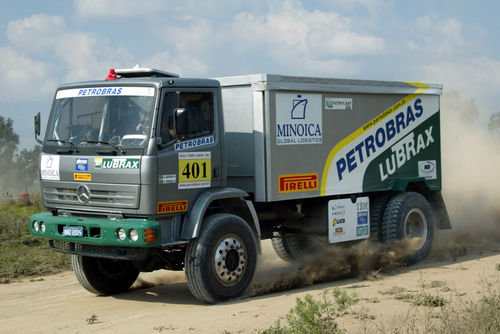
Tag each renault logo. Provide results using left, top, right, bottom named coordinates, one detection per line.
left=76, top=185, right=91, bottom=204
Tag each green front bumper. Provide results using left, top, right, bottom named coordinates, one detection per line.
left=30, top=212, right=161, bottom=247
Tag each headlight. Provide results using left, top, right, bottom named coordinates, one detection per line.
left=33, top=221, right=39, bottom=232
left=130, top=229, right=138, bottom=242
left=118, top=228, right=126, bottom=241
left=40, top=222, right=46, bottom=233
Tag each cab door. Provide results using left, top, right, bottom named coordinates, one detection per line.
left=156, top=89, right=222, bottom=217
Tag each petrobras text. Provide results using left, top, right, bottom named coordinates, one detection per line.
left=56, top=86, right=155, bottom=99
left=321, top=95, right=439, bottom=195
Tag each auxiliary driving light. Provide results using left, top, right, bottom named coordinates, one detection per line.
left=118, top=228, right=126, bottom=241
left=33, top=221, right=39, bottom=232
left=40, top=222, right=46, bottom=233
left=130, top=229, right=139, bottom=242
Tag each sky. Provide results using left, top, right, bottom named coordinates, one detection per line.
left=1, top=0, right=500, bottom=149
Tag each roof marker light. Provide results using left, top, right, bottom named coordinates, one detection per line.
left=106, top=69, right=118, bottom=80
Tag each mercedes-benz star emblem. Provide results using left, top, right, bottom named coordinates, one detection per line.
left=76, top=185, right=91, bottom=204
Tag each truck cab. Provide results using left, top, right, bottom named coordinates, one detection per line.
left=31, top=68, right=260, bottom=302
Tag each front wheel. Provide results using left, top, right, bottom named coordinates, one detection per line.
left=381, top=192, right=434, bottom=265
left=185, top=214, right=258, bottom=303
left=72, top=255, right=139, bottom=295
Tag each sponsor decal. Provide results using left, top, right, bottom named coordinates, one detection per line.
left=378, top=126, right=434, bottom=181
left=325, top=98, right=353, bottom=110
left=40, top=155, right=60, bottom=180
left=418, top=160, right=437, bottom=180
left=276, top=93, right=322, bottom=145
left=178, top=152, right=211, bottom=189
left=74, top=173, right=91, bottom=181
left=157, top=200, right=188, bottom=214
left=334, top=227, right=345, bottom=235
left=356, top=225, right=369, bottom=237
left=328, top=197, right=370, bottom=243
left=94, top=158, right=140, bottom=169
left=357, top=211, right=368, bottom=225
left=75, top=158, right=88, bottom=172
left=321, top=82, right=437, bottom=196
left=279, top=173, right=318, bottom=193
left=56, top=86, right=155, bottom=99
left=158, top=174, right=177, bottom=184
left=175, top=135, right=214, bottom=151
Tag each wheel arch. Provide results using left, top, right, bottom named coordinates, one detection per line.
left=404, top=181, right=451, bottom=230
left=180, top=187, right=261, bottom=252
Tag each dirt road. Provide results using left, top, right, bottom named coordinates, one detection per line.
left=1, top=237, right=499, bottom=334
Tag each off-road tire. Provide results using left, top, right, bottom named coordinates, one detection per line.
left=381, top=192, right=434, bottom=265
left=184, top=214, right=258, bottom=303
left=370, top=193, right=393, bottom=241
left=271, top=231, right=320, bottom=262
left=72, top=255, right=139, bottom=295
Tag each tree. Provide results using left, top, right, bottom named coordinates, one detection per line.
left=0, top=117, right=20, bottom=194
left=488, top=111, right=500, bottom=135
left=14, top=146, right=42, bottom=193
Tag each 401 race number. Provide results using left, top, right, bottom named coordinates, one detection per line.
left=178, top=152, right=211, bottom=189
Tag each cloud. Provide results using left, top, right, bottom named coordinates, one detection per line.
left=4, top=14, right=133, bottom=83
left=0, top=47, right=56, bottom=100
left=74, top=0, right=167, bottom=18
left=6, top=14, right=65, bottom=53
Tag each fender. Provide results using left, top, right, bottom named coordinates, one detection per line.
left=180, top=187, right=261, bottom=243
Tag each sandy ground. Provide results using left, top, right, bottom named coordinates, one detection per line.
left=1, top=234, right=499, bottom=334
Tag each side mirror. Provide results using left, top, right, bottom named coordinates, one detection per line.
left=175, top=108, right=187, bottom=139
left=34, top=112, right=43, bottom=144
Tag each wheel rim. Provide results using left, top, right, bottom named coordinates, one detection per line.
left=404, top=208, right=428, bottom=250
left=213, top=235, right=246, bottom=286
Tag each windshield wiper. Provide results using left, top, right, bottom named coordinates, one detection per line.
left=81, top=140, right=125, bottom=154
left=46, top=139, right=79, bottom=153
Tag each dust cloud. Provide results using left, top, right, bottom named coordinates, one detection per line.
left=435, top=90, right=500, bottom=256
left=251, top=239, right=415, bottom=297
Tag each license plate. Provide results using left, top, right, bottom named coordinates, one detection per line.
left=63, top=226, right=83, bottom=237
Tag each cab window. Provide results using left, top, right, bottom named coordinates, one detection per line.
left=159, top=92, right=214, bottom=145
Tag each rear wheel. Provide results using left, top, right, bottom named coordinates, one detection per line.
left=72, top=255, right=139, bottom=295
left=381, top=192, right=434, bottom=265
left=271, top=231, right=320, bottom=262
left=185, top=214, right=258, bottom=303
left=369, top=193, right=393, bottom=241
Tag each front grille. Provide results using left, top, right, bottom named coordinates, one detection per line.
left=44, top=182, right=139, bottom=209
left=50, top=240, right=149, bottom=260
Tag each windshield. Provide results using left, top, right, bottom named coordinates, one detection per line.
left=46, top=86, right=155, bottom=148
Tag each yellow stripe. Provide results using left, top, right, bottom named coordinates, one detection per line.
left=320, top=84, right=429, bottom=195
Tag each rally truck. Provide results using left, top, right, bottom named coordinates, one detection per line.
left=30, top=68, right=450, bottom=303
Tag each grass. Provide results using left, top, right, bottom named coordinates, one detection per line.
left=259, top=288, right=358, bottom=334
left=0, top=195, right=71, bottom=283
left=259, top=277, right=500, bottom=334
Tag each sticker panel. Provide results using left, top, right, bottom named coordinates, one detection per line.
left=178, top=152, right=211, bottom=189
left=175, top=135, right=215, bottom=151
left=418, top=160, right=437, bottom=180
left=75, top=158, right=88, bottom=172
left=279, top=173, right=318, bottom=193
left=325, top=97, right=353, bottom=110
left=94, top=158, right=140, bottom=169
left=157, top=200, right=188, bottom=214
left=159, top=174, right=177, bottom=184
left=328, top=197, right=370, bottom=243
left=40, top=155, right=60, bottom=180
left=74, top=173, right=91, bottom=181
left=276, top=93, right=322, bottom=145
